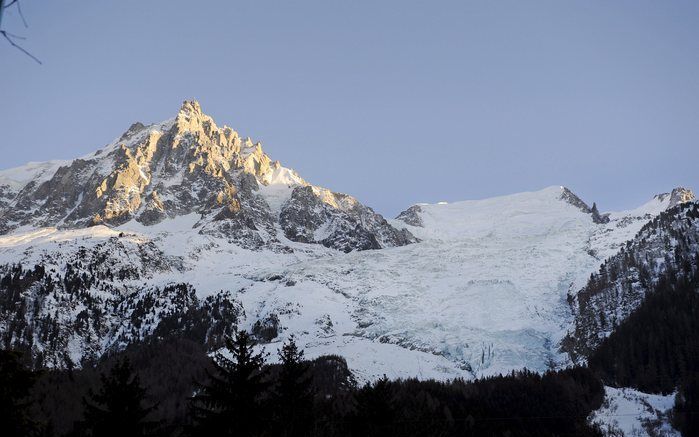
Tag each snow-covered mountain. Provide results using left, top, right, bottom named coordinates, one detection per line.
left=0, top=101, right=413, bottom=252
left=0, top=101, right=695, bottom=383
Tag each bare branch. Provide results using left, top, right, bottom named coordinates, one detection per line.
left=2, top=29, right=25, bottom=39
left=1, top=0, right=26, bottom=28
left=0, top=0, right=41, bottom=64
left=1, top=30, right=41, bottom=64
left=15, top=0, right=27, bottom=28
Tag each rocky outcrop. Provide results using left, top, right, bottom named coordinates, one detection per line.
left=590, top=202, right=608, bottom=225
left=662, top=187, right=695, bottom=208
left=280, top=185, right=417, bottom=252
left=395, top=205, right=424, bottom=227
left=560, top=187, right=610, bottom=224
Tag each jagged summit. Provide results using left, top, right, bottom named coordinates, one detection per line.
left=0, top=100, right=415, bottom=252
left=178, top=99, right=202, bottom=116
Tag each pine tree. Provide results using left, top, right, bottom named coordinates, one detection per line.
left=190, top=330, right=269, bottom=437
left=78, top=357, right=158, bottom=437
left=271, top=336, right=314, bottom=437
left=0, top=350, right=40, bottom=437
left=353, top=375, right=394, bottom=437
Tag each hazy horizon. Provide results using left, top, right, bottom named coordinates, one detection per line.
left=2, top=1, right=698, bottom=217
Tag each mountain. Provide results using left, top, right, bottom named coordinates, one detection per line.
left=0, top=101, right=696, bottom=385
left=0, top=100, right=414, bottom=252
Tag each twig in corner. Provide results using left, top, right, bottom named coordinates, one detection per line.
left=1, top=29, right=41, bottom=64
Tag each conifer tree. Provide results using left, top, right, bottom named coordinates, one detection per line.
left=0, top=350, right=40, bottom=437
left=353, top=375, right=394, bottom=437
left=190, top=330, right=269, bottom=437
left=79, top=357, right=158, bottom=437
left=271, top=336, right=314, bottom=437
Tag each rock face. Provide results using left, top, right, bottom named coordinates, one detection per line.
left=665, top=187, right=694, bottom=208
left=395, top=205, right=424, bottom=227
left=560, top=187, right=610, bottom=224
left=0, top=100, right=414, bottom=252
left=563, top=200, right=699, bottom=360
left=280, top=185, right=415, bottom=252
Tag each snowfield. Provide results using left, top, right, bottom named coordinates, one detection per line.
left=0, top=184, right=684, bottom=381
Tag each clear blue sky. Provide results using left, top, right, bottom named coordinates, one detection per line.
left=1, top=1, right=698, bottom=216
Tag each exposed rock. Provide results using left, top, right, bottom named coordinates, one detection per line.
left=667, top=187, right=695, bottom=208
left=395, top=205, right=424, bottom=227
left=252, top=313, right=281, bottom=342
left=280, top=185, right=416, bottom=252
left=560, top=187, right=609, bottom=224
left=590, top=202, right=610, bottom=225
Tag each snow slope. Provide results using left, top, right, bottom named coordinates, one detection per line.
left=0, top=102, right=694, bottom=380
left=2, top=182, right=689, bottom=380
left=0, top=160, right=69, bottom=188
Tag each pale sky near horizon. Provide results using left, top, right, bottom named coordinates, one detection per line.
left=1, top=1, right=698, bottom=217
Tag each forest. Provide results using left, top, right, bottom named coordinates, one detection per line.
left=3, top=330, right=606, bottom=437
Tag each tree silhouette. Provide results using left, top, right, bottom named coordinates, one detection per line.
left=189, top=330, right=269, bottom=437
left=0, top=350, right=40, bottom=437
left=271, top=336, right=314, bottom=437
left=78, top=357, right=158, bottom=437
left=353, top=375, right=395, bottom=437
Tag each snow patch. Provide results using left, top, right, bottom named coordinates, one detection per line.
left=590, top=386, right=679, bottom=437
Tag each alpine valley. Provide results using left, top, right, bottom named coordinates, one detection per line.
left=1, top=102, right=698, bottom=428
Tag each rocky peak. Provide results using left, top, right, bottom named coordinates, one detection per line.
left=0, top=100, right=414, bottom=252
left=178, top=99, right=202, bottom=117
left=175, top=100, right=214, bottom=135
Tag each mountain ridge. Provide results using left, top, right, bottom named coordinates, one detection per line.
left=0, top=100, right=696, bottom=384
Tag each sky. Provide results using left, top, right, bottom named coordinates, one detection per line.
left=1, top=1, right=698, bottom=217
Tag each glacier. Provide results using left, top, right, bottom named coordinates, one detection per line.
left=0, top=101, right=694, bottom=382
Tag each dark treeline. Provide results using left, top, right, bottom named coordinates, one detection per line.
left=588, top=260, right=699, bottom=435
left=2, top=330, right=607, bottom=437
left=588, top=263, right=699, bottom=393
